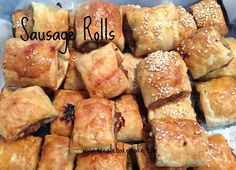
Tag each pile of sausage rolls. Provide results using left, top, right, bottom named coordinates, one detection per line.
left=0, top=0, right=236, bottom=169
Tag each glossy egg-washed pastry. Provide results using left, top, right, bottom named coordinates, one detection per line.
left=50, top=90, right=84, bottom=137
left=177, top=27, right=233, bottom=79
left=38, top=135, right=75, bottom=170
left=0, top=86, right=58, bottom=141
left=75, top=43, right=129, bottom=99
left=137, top=50, right=191, bottom=109
left=3, top=38, right=69, bottom=90
left=196, top=77, right=236, bottom=126
left=70, top=98, right=115, bottom=153
left=0, top=136, right=41, bottom=170
left=75, top=1, right=124, bottom=52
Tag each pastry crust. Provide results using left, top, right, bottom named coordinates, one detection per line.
left=50, top=90, right=84, bottom=137
left=151, top=118, right=208, bottom=167
left=124, top=3, right=179, bottom=57
left=0, top=136, right=42, bottom=170
left=75, top=1, right=124, bottom=52
left=177, top=27, right=233, bottom=79
left=137, top=51, right=191, bottom=108
left=194, top=134, right=236, bottom=170
left=63, top=49, right=85, bottom=91
left=38, top=135, right=72, bottom=170
left=196, top=77, right=236, bottom=126
left=201, top=38, right=236, bottom=80
left=3, top=38, right=69, bottom=90
left=190, top=0, right=228, bottom=36
left=148, top=96, right=196, bottom=121
left=70, top=98, right=115, bottom=153
left=75, top=143, right=128, bottom=170
left=115, top=95, right=143, bottom=142
left=0, top=86, right=58, bottom=141
left=75, top=43, right=129, bottom=99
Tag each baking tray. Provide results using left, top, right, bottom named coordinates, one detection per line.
left=0, top=0, right=236, bottom=155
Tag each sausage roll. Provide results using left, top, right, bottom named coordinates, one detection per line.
left=194, top=134, right=236, bottom=170
left=121, top=53, right=141, bottom=94
left=150, top=118, right=208, bottom=167
left=3, top=38, right=69, bottom=90
left=63, top=49, right=85, bottom=91
left=70, top=98, right=115, bottom=153
left=0, top=86, right=58, bottom=141
left=75, top=143, right=128, bottom=170
left=75, top=43, right=129, bottom=99
left=177, top=27, right=233, bottom=79
left=124, top=3, right=179, bottom=57
left=115, top=95, right=143, bottom=142
left=201, top=38, right=236, bottom=80
left=190, top=0, right=228, bottom=36
left=148, top=96, right=196, bottom=121
left=50, top=90, right=84, bottom=137
left=196, top=77, right=236, bottom=126
left=75, top=1, right=124, bottom=52
left=38, top=135, right=74, bottom=170
left=0, top=136, right=42, bottom=170
left=133, top=144, right=186, bottom=170
left=137, top=51, right=191, bottom=109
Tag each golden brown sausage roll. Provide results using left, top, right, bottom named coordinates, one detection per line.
left=194, top=134, right=236, bottom=170
left=75, top=1, right=124, bottom=52
left=148, top=96, right=196, bottom=121
left=38, top=135, right=74, bottom=170
left=196, top=77, right=236, bottom=126
left=0, top=136, right=41, bottom=170
left=150, top=118, right=208, bottom=167
left=121, top=53, right=141, bottom=94
left=3, top=38, right=69, bottom=90
left=50, top=90, right=84, bottom=137
left=201, top=38, right=236, bottom=80
left=75, top=43, right=129, bottom=99
left=124, top=3, right=179, bottom=57
left=133, top=144, right=186, bottom=170
left=177, top=27, right=233, bottom=79
left=115, top=95, right=143, bottom=142
left=70, top=98, right=115, bottom=153
left=63, top=49, right=85, bottom=91
left=190, top=0, right=228, bottom=36
left=75, top=143, right=128, bottom=170
left=137, top=51, right=191, bottom=108
left=0, top=86, right=58, bottom=141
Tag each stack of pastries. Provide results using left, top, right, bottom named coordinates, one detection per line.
left=0, top=0, right=236, bottom=169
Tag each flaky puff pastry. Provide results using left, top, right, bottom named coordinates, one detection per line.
left=0, top=136, right=42, bottom=170
left=75, top=1, right=124, bottom=52
left=38, top=135, right=75, bottom=170
left=64, top=49, right=85, bottom=91
left=115, top=95, right=143, bottom=142
left=50, top=90, right=84, bottom=137
left=194, top=134, right=236, bottom=170
left=0, top=86, right=58, bottom=141
left=3, top=38, right=69, bottom=90
left=133, top=144, right=186, bottom=170
left=148, top=96, right=196, bottom=122
left=190, top=0, right=228, bottom=36
left=124, top=3, right=179, bottom=57
left=201, top=38, right=236, bottom=80
left=137, top=51, right=191, bottom=109
left=177, top=27, right=233, bottom=79
left=196, top=77, right=236, bottom=126
left=70, top=98, right=115, bottom=153
left=75, top=43, right=129, bottom=99
left=75, top=143, right=128, bottom=170
left=121, top=53, right=141, bottom=94
left=151, top=118, right=208, bottom=167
